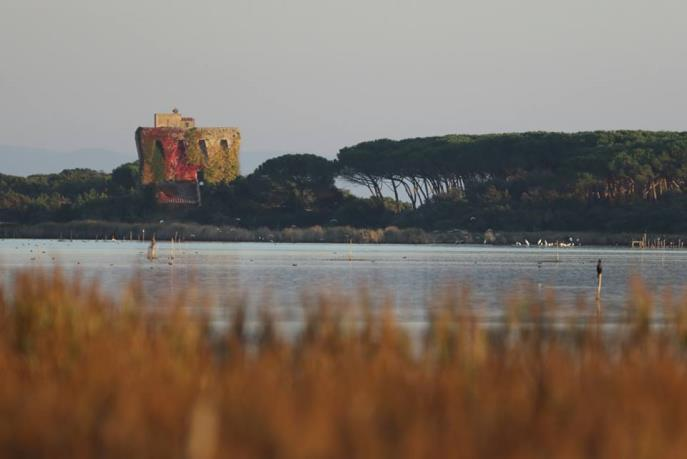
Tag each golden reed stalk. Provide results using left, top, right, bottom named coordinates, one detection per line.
left=1, top=269, right=687, bottom=458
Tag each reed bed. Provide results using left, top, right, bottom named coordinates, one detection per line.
left=3, top=220, right=677, bottom=246
left=2, top=270, right=687, bottom=458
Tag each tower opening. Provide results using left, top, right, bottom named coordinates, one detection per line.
left=199, top=140, right=209, bottom=161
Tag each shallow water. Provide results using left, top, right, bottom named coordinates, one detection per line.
left=1, top=239, right=687, bottom=324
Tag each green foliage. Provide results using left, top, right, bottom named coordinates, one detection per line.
left=338, top=131, right=687, bottom=231
left=249, top=154, right=341, bottom=211
left=0, top=167, right=146, bottom=223
left=151, top=141, right=165, bottom=182
left=111, top=162, right=138, bottom=192
left=5, top=131, right=687, bottom=233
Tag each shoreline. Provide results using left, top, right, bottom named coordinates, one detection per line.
left=0, top=220, right=682, bottom=247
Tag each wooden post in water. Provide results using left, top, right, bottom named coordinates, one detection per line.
left=596, top=259, right=603, bottom=300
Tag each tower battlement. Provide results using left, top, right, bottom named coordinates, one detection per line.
left=154, top=108, right=196, bottom=129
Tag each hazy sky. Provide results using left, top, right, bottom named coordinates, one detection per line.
left=1, top=0, right=686, bottom=161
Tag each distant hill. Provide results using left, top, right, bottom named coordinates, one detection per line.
left=0, top=145, right=135, bottom=176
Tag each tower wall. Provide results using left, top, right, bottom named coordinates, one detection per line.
left=135, top=126, right=241, bottom=204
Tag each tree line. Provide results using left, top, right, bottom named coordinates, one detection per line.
left=3, top=131, right=687, bottom=232
left=338, top=131, right=687, bottom=209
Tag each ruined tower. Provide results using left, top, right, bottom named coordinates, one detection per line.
left=135, top=109, right=241, bottom=205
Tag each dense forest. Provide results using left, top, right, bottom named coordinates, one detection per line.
left=3, top=131, right=687, bottom=232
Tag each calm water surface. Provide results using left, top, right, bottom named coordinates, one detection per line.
left=2, top=239, right=687, bottom=324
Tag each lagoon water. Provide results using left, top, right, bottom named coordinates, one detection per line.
left=2, top=239, right=687, bottom=324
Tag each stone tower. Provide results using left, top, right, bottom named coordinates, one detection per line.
left=135, top=110, right=241, bottom=205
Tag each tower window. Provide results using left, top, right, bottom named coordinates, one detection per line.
left=198, top=140, right=209, bottom=161
left=177, top=140, right=187, bottom=159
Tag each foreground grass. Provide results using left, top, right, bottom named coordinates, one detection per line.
left=2, top=270, right=687, bottom=458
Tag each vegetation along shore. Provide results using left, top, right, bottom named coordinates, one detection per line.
left=3, top=131, right=687, bottom=236
left=1, top=220, right=685, bottom=246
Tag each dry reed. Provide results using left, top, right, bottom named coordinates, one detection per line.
left=2, top=269, right=687, bottom=458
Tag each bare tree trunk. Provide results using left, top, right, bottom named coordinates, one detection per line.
left=399, top=178, right=417, bottom=209
left=411, top=177, right=429, bottom=204
left=390, top=178, right=400, bottom=212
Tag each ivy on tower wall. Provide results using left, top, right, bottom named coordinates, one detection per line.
left=135, top=126, right=241, bottom=187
